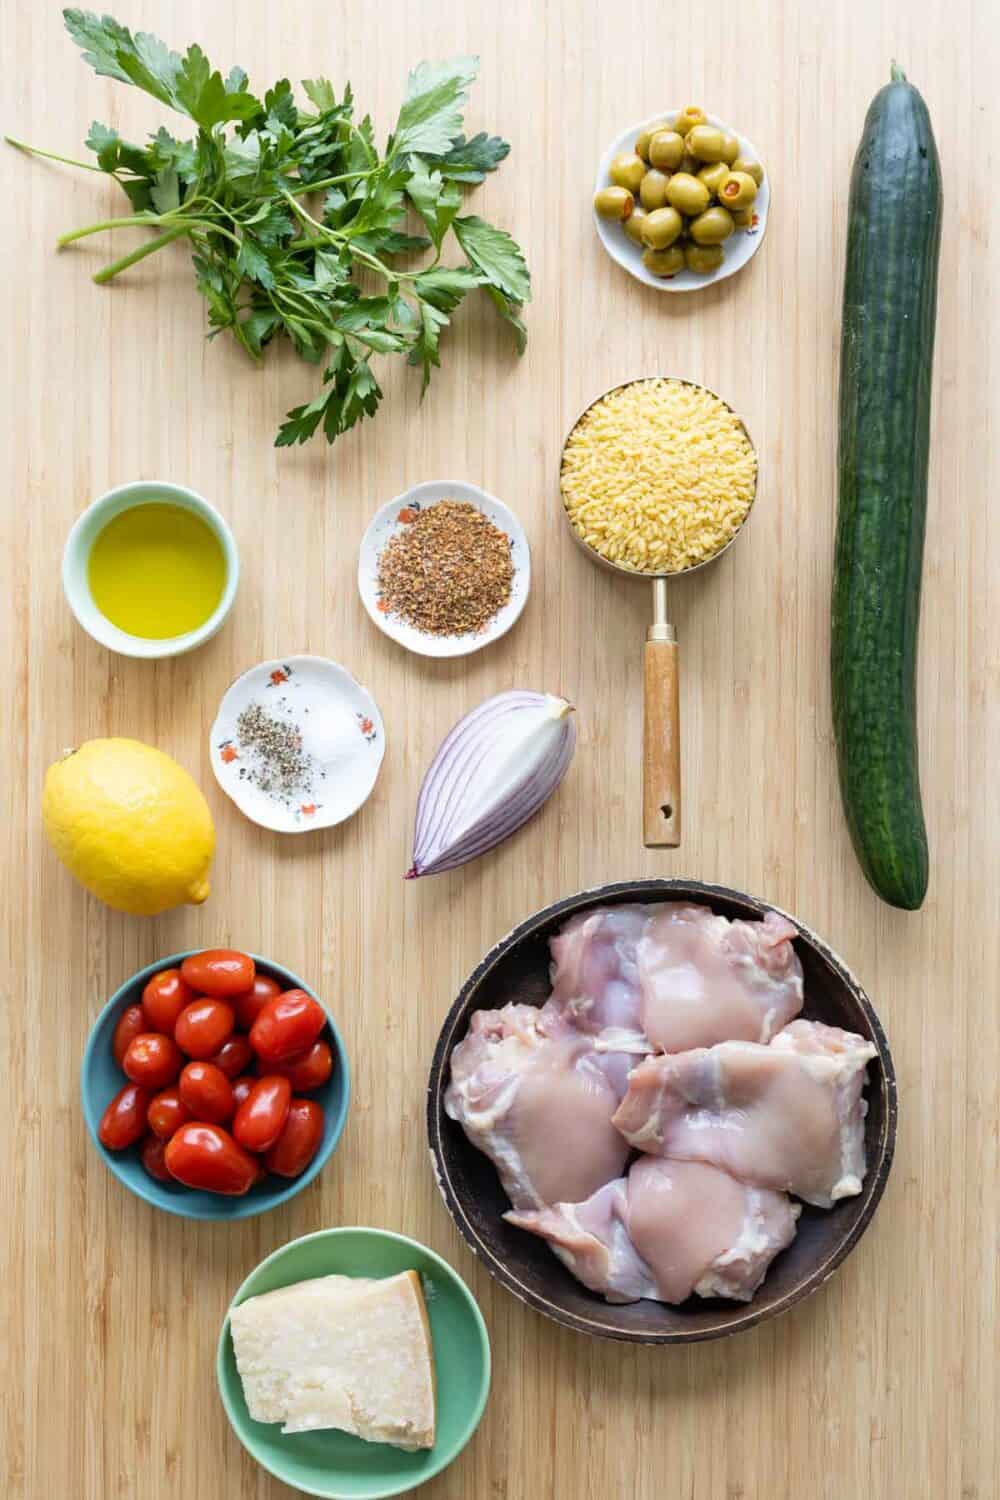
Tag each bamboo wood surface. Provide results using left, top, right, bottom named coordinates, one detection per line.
left=643, top=639, right=681, bottom=846
left=2, top=2, right=998, bottom=1498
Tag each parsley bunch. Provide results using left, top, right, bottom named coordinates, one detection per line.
left=8, top=10, right=530, bottom=445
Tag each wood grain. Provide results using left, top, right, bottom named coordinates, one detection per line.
left=2, top=2, right=997, bottom=1498
left=643, top=639, right=682, bottom=846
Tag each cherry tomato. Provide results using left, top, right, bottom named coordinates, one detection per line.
left=180, top=949, right=256, bottom=998
left=174, top=998, right=235, bottom=1059
left=164, top=1123, right=259, bottom=1196
left=147, top=1087, right=191, bottom=1141
left=233, top=1075, right=292, bottom=1154
left=178, top=1061, right=235, bottom=1124
left=140, top=1134, right=172, bottom=1183
left=233, top=973, right=281, bottom=1031
left=112, top=1004, right=147, bottom=1068
left=122, top=1032, right=183, bottom=1090
left=98, top=1083, right=151, bottom=1151
left=250, top=990, right=326, bottom=1065
left=210, top=1034, right=254, bottom=1079
left=141, top=968, right=196, bottom=1036
left=264, top=1098, right=325, bottom=1178
left=231, top=1075, right=255, bottom=1110
left=268, top=1039, right=334, bottom=1092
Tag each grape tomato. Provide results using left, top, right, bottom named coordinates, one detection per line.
left=98, top=1083, right=151, bottom=1151
left=233, top=974, right=281, bottom=1031
left=211, top=1034, right=254, bottom=1078
left=140, top=1135, right=172, bottom=1183
left=174, top=998, right=235, bottom=1059
left=147, top=1087, right=191, bottom=1141
left=112, top=1004, right=147, bottom=1068
left=250, top=990, right=326, bottom=1064
left=141, top=968, right=196, bottom=1035
left=233, top=1075, right=292, bottom=1154
left=164, top=1124, right=258, bottom=1195
left=178, top=1061, right=235, bottom=1125
left=268, top=1039, right=334, bottom=1092
left=122, top=1032, right=183, bottom=1090
left=180, top=949, right=255, bottom=998
left=264, top=1098, right=325, bottom=1178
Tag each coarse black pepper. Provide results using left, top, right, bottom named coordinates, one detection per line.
left=234, top=700, right=319, bottom=803
left=376, top=499, right=514, bottom=636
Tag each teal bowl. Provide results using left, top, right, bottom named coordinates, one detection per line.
left=217, top=1227, right=491, bottom=1498
left=81, top=951, right=350, bottom=1220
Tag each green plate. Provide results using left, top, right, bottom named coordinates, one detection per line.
left=217, top=1227, right=491, bottom=1498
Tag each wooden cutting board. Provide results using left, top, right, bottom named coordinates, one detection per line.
left=2, top=1, right=996, bottom=1497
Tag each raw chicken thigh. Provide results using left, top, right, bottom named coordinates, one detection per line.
left=638, top=905, right=804, bottom=1051
left=444, top=1003, right=630, bottom=1211
left=612, top=1019, right=877, bottom=1208
left=506, top=1156, right=800, bottom=1305
left=547, top=904, right=650, bottom=1053
left=547, top=903, right=803, bottom=1057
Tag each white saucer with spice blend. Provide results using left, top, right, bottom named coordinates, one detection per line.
left=358, top=479, right=531, bottom=658
left=209, top=656, right=385, bottom=834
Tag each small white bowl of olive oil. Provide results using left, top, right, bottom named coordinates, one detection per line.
left=62, top=480, right=239, bottom=659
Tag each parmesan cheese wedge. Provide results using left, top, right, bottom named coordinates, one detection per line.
left=229, top=1271, right=436, bottom=1451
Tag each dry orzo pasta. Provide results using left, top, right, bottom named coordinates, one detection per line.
left=560, top=378, right=757, bottom=573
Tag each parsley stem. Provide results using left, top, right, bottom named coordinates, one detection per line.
left=4, top=135, right=107, bottom=173
left=93, top=225, right=190, bottom=283
left=58, top=214, right=160, bottom=246
left=287, top=168, right=376, bottom=195
left=280, top=189, right=394, bottom=281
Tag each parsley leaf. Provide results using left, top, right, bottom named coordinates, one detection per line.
left=452, top=215, right=531, bottom=303
left=405, top=160, right=462, bottom=249
left=391, top=57, right=478, bottom=158
left=409, top=300, right=449, bottom=392
left=429, top=132, right=510, bottom=183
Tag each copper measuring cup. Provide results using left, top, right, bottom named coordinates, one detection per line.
left=560, top=378, right=758, bottom=848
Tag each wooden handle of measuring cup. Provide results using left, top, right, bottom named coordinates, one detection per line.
left=643, top=634, right=681, bottom=847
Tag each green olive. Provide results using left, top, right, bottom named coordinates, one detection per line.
left=640, top=205, right=684, bottom=249
left=639, top=168, right=671, bottom=210
left=731, top=207, right=755, bottom=229
left=731, top=156, right=764, bottom=186
left=673, top=106, right=708, bottom=137
left=624, top=205, right=649, bottom=243
left=648, top=130, right=685, bottom=171
left=688, top=205, right=735, bottom=244
left=684, top=241, right=725, bottom=274
left=593, top=185, right=634, bottom=220
left=642, top=244, right=685, bottom=278
left=697, top=162, right=730, bottom=197
left=635, top=122, right=669, bottom=161
left=718, top=170, right=758, bottom=210
left=609, top=152, right=646, bottom=193
left=679, top=153, right=700, bottom=175
left=684, top=124, right=727, bottom=162
left=720, top=133, right=740, bottom=165
left=665, top=172, right=710, bottom=217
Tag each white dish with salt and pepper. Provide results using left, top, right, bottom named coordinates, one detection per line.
left=209, top=656, right=385, bottom=834
left=357, top=479, right=531, bottom=659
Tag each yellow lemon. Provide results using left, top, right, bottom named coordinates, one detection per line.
left=42, top=738, right=215, bottom=916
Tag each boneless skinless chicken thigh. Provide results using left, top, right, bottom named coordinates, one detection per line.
left=612, top=1019, right=877, bottom=1208
left=506, top=1156, right=800, bottom=1304
left=444, top=1003, right=630, bottom=1211
left=548, top=903, right=804, bottom=1053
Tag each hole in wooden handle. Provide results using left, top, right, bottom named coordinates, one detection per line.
left=661, top=804, right=673, bottom=819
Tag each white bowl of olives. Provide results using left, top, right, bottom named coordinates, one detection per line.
left=593, top=108, right=769, bottom=291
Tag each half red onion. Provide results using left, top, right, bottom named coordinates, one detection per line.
left=407, top=691, right=577, bottom=878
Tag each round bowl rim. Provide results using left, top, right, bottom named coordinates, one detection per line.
left=216, top=1225, right=492, bottom=1499
left=81, top=949, right=350, bottom=1220
left=62, top=479, right=240, bottom=660
left=426, top=877, right=897, bottom=1344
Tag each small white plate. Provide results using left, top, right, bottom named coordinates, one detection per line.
left=209, top=656, right=385, bottom=834
left=593, top=112, right=770, bottom=293
left=357, top=480, right=531, bottom=659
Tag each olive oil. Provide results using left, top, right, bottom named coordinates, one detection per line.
left=88, top=503, right=226, bottom=639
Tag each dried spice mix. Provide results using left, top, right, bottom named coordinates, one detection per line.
left=377, top=500, right=514, bottom=636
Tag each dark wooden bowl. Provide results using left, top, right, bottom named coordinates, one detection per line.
left=427, top=880, right=897, bottom=1343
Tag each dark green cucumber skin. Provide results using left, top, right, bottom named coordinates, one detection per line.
left=833, top=69, right=942, bottom=910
